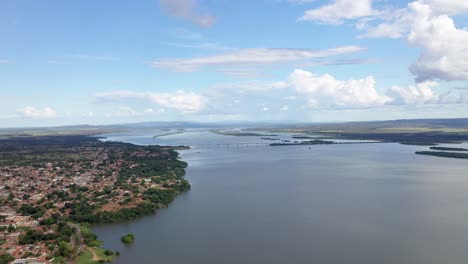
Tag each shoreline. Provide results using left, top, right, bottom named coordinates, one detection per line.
left=85, top=149, right=191, bottom=263
left=0, top=135, right=191, bottom=264
left=85, top=138, right=192, bottom=264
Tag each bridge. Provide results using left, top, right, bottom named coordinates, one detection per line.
left=189, top=142, right=270, bottom=148
left=186, top=141, right=383, bottom=148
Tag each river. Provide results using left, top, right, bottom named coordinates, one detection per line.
left=93, top=129, right=468, bottom=264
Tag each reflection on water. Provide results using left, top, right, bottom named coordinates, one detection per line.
left=93, top=130, right=468, bottom=264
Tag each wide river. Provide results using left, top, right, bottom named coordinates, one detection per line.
left=94, top=130, right=468, bottom=264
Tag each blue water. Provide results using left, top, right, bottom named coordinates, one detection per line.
left=93, top=130, right=468, bottom=264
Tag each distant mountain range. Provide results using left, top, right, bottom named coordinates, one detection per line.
left=1, top=118, right=468, bottom=137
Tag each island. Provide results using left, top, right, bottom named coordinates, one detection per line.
left=291, top=136, right=316, bottom=139
left=0, top=135, right=190, bottom=263
left=254, top=118, right=468, bottom=146
left=270, top=139, right=335, bottom=146
left=120, top=233, right=135, bottom=244
left=153, top=129, right=186, bottom=138
left=415, top=151, right=468, bottom=159
left=211, top=130, right=278, bottom=137
left=429, top=146, right=468, bottom=151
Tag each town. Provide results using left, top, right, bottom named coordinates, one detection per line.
left=0, top=135, right=190, bottom=263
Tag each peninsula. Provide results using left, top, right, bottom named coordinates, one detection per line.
left=0, top=135, right=190, bottom=263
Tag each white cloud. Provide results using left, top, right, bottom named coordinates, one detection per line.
left=422, top=0, right=468, bottom=15
left=299, top=0, right=375, bottom=24
left=159, top=0, right=215, bottom=27
left=153, top=46, right=365, bottom=71
left=105, top=106, right=168, bottom=118
left=95, top=90, right=205, bottom=113
left=338, top=0, right=468, bottom=82
left=324, top=0, right=468, bottom=82
left=17, top=106, right=57, bottom=118
left=93, top=69, right=468, bottom=121
left=288, top=69, right=468, bottom=108
left=357, top=8, right=412, bottom=38
left=407, top=2, right=468, bottom=82
left=204, top=69, right=465, bottom=116
left=289, top=69, right=391, bottom=108
left=386, top=81, right=440, bottom=105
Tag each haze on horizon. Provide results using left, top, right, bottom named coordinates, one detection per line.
left=1, top=0, right=468, bottom=128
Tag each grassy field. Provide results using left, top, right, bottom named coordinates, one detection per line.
left=76, top=247, right=115, bottom=264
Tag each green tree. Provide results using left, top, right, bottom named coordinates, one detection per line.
left=0, top=253, right=14, bottom=264
left=120, top=233, right=135, bottom=244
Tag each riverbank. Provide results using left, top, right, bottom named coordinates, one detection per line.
left=0, top=135, right=190, bottom=263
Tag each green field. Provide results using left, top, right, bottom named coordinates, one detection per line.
left=76, top=247, right=115, bottom=264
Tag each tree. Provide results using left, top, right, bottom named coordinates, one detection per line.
left=104, top=250, right=114, bottom=256
left=120, top=233, right=135, bottom=244
left=0, top=253, right=14, bottom=264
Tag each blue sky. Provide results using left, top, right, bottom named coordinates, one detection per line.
left=1, top=0, right=468, bottom=127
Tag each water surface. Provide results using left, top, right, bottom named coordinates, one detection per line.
left=94, top=130, right=468, bottom=264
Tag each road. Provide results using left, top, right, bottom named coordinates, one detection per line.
left=67, top=222, right=85, bottom=264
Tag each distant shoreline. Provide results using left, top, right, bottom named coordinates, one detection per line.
left=415, top=151, right=468, bottom=160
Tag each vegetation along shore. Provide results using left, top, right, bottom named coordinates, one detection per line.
left=0, top=135, right=190, bottom=263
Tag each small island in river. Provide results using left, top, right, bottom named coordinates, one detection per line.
left=121, top=233, right=135, bottom=244
left=415, top=151, right=468, bottom=159
left=429, top=146, right=468, bottom=151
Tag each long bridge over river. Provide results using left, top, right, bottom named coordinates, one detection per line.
left=187, top=141, right=383, bottom=148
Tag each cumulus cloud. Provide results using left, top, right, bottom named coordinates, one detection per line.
left=288, top=69, right=468, bottom=107
left=205, top=69, right=466, bottom=114
left=299, top=0, right=376, bottom=24
left=422, top=0, right=468, bottom=15
left=357, top=1, right=468, bottom=82
left=289, top=69, right=390, bottom=108
left=17, top=106, right=57, bottom=118
left=159, top=0, right=215, bottom=27
left=94, top=69, right=468, bottom=120
left=153, top=46, right=365, bottom=71
left=386, top=81, right=440, bottom=105
left=303, top=0, right=468, bottom=82
left=302, top=0, right=468, bottom=27
left=407, top=2, right=468, bottom=82
left=95, top=90, right=205, bottom=113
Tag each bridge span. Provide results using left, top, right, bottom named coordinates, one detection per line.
left=186, top=141, right=382, bottom=148
left=189, top=142, right=270, bottom=148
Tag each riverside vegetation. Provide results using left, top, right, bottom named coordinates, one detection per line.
left=120, top=234, right=135, bottom=244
